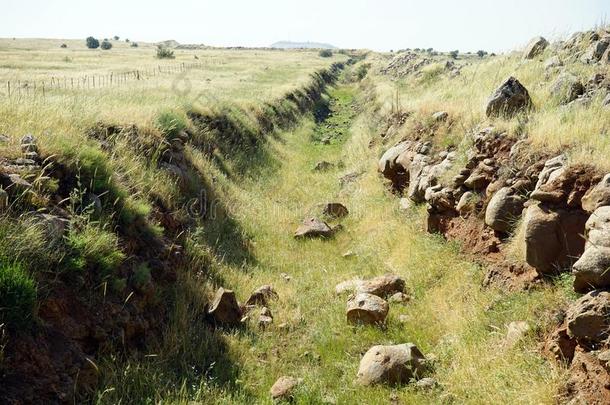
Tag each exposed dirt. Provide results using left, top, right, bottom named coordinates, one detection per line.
left=559, top=350, right=610, bottom=405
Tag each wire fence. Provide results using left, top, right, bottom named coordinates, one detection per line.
left=2, top=61, right=213, bottom=100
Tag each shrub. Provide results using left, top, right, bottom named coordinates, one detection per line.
left=113, top=36, right=120, bottom=41
left=125, top=38, right=130, bottom=43
left=156, top=45, right=175, bottom=59
left=449, top=50, right=459, bottom=59
left=60, top=43, right=67, bottom=48
left=86, top=36, right=100, bottom=49
left=100, top=40, right=113, bottom=50
left=318, top=49, right=333, bottom=58
left=477, top=50, right=488, bottom=58
left=0, top=261, right=36, bottom=329
left=131, top=42, right=139, bottom=48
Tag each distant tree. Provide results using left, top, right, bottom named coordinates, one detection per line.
left=86, top=36, right=100, bottom=49
left=130, top=42, right=139, bottom=48
left=60, top=43, right=68, bottom=48
left=100, top=40, right=113, bottom=50
left=318, top=49, right=333, bottom=58
left=426, top=47, right=434, bottom=53
left=156, top=45, right=175, bottom=59
left=414, top=48, right=421, bottom=52
left=125, top=38, right=130, bottom=43
left=477, top=50, right=488, bottom=58
left=113, top=35, right=120, bottom=41
left=449, top=50, right=459, bottom=59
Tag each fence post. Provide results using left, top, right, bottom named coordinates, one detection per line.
left=7, top=81, right=10, bottom=97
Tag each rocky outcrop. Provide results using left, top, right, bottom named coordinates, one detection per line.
left=357, top=343, right=426, bottom=386
left=486, top=77, right=532, bottom=118
left=346, top=293, right=389, bottom=325
left=523, top=36, right=549, bottom=59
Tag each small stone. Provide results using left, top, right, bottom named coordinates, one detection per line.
left=280, top=273, right=292, bottom=282
left=432, top=111, right=448, bottom=122
left=294, top=217, right=333, bottom=239
left=314, top=161, right=335, bottom=171
left=416, top=377, right=438, bottom=390
left=246, top=285, right=278, bottom=306
left=270, top=376, right=302, bottom=401
left=388, top=292, right=410, bottom=304
left=399, top=197, right=412, bottom=211
left=322, top=202, right=349, bottom=218
left=505, top=321, right=530, bottom=348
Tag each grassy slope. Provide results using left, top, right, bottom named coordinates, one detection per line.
left=99, top=76, right=573, bottom=404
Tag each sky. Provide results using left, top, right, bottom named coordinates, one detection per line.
left=1, top=0, right=609, bottom=52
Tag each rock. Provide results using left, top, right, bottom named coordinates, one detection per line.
left=3, top=173, right=32, bottom=193
left=20, top=134, right=38, bottom=154
left=335, top=279, right=364, bottom=295
left=432, top=111, right=448, bottom=122
left=463, top=172, right=490, bottom=190
left=83, top=192, right=102, bottom=216
left=561, top=350, right=610, bottom=405
left=258, top=307, right=273, bottom=328
left=294, top=217, right=333, bottom=239
left=504, top=321, right=530, bottom=348
left=573, top=247, right=610, bottom=292
left=485, top=187, right=525, bottom=232
left=388, top=292, right=410, bottom=304
left=535, top=155, right=566, bottom=191
left=270, top=376, right=301, bottom=401
left=342, top=250, right=356, bottom=258
left=580, top=38, right=610, bottom=64
left=604, top=93, right=610, bottom=107
left=456, top=191, right=478, bottom=216
left=346, top=293, right=389, bottom=325
left=415, top=377, right=438, bottom=390
left=486, top=77, right=532, bottom=118
left=544, top=56, right=563, bottom=70
left=0, top=188, right=7, bottom=211
left=582, top=174, right=610, bottom=213
left=378, top=142, right=411, bottom=187
left=566, top=290, right=610, bottom=342
left=208, top=288, right=242, bottom=326
left=584, top=206, right=610, bottom=249
left=34, top=214, right=70, bottom=245
left=399, top=197, right=412, bottom=211
left=280, top=273, right=292, bottom=282
left=314, top=161, right=334, bottom=171
left=523, top=36, right=549, bottom=59
left=550, top=73, right=585, bottom=104
left=0, top=134, right=9, bottom=143
left=356, top=343, right=426, bottom=386
left=359, top=274, right=406, bottom=298
left=523, top=204, right=588, bottom=274
left=322, top=203, right=349, bottom=218
left=245, top=285, right=278, bottom=306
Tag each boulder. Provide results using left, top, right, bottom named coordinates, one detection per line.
left=270, top=376, right=302, bottom=401
left=523, top=204, right=588, bottom=274
left=584, top=206, right=610, bottom=248
left=388, top=292, right=410, bottom=304
left=523, top=36, right=549, bottom=59
left=573, top=247, right=610, bottom=292
left=335, top=279, right=364, bottom=295
left=245, top=285, right=278, bottom=306
left=34, top=213, right=70, bottom=245
left=485, top=187, right=525, bottom=232
left=582, top=174, right=610, bottom=213
left=2, top=173, right=32, bottom=194
left=208, top=288, right=242, bottom=326
left=486, top=77, right=532, bottom=118
left=456, top=191, right=478, bottom=216
left=534, top=155, right=566, bottom=191
left=550, top=73, right=585, bottom=104
left=346, top=293, right=389, bottom=325
left=20, top=134, right=38, bottom=154
left=432, top=111, right=448, bottom=122
left=294, top=217, right=333, bottom=239
left=322, top=202, right=349, bottom=219
left=359, top=274, right=406, bottom=298
left=378, top=141, right=411, bottom=187
left=566, top=290, right=610, bottom=342
left=357, top=343, right=426, bottom=386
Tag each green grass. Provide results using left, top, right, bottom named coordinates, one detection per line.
left=0, top=260, right=36, bottom=329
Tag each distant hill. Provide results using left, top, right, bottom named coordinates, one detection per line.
left=270, top=41, right=337, bottom=50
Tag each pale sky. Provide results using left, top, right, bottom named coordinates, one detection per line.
left=1, top=0, right=608, bottom=52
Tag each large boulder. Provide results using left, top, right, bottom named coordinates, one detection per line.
left=378, top=141, right=411, bottom=187
left=208, top=288, right=242, bottom=326
left=550, top=73, right=585, bottom=104
left=294, top=217, right=333, bottom=239
left=523, top=36, right=549, bottom=59
left=582, top=174, right=610, bottom=213
left=573, top=247, right=610, bottom=292
left=346, top=293, right=389, bottom=325
left=485, top=187, right=525, bottom=232
left=523, top=204, right=588, bottom=274
left=486, top=77, right=532, bottom=118
left=584, top=206, right=610, bottom=249
left=357, top=343, right=426, bottom=386
left=566, top=290, right=610, bottom=342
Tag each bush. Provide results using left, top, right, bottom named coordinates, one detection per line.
left=319, top=49, right=333, bottom=58
left=131, top=42, right=139, bottom=48
left=60, top=43, right=67, bottom=49
left=449, top=50, right=459, bottom=59
left=113, top=36, right=120, bottom=41
left=477, top=50, right=488, bottom=58
left=156, top=45, right=175, bottom=59
left=100, top=40, right=113, bottom=50
left=86, top=36, right=100, bottom=49
left=0, top=261, right=36, bottom=329
left=125, top=38, right=130, bottom=43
